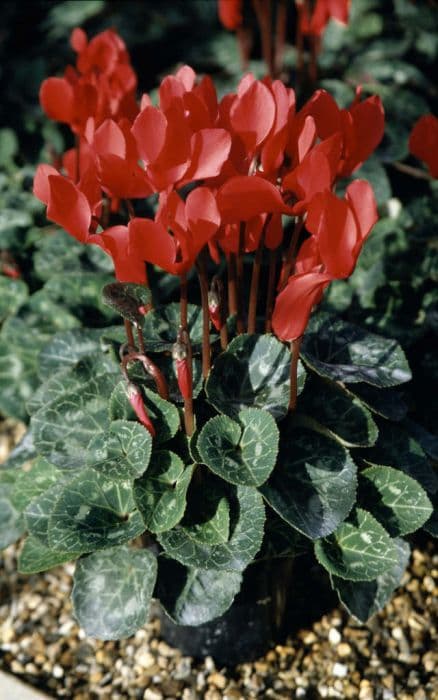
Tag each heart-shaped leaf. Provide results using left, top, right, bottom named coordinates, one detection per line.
left=11, top=456, right=60, bottom=511
left=297, top=377, right=378, bottom=448
left=261, top=428, right=357, bottom=539
left=332, top=538, right=410, bottom=622
left=361, top=421, right=438, bottom=495
left=206, top=333, right=305, bottom=420
left=37, top=328, right=106, bottom=378
left=134, top=451, right=193, bottom=533
left=46, top=468, right=145, bottom=553
left=102, top=282, right=152, bottom=326
left=18, top=536, right=80, bottom=574
left=197, top=408, right=279, bottom=486
left=0, top=276, right=28, bottom=323
left=158, top=485, right=265, bottom=571
left=31, top=373, right=116, bottom=469
left=157, top=557, right=242, bottom=626
left=72, top=545, right=157, bottom=639
left=314, top=508, right=399, bottom=581
left=86, top=420, right=152, bottom=480
left=359, top=466, right=433, bottom=536
left=301, top=312, right=411, bottom=387
left=340, top=382, right=408, bottom=421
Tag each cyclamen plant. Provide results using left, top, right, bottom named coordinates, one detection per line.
left=3, top=27, right=435, bottom=644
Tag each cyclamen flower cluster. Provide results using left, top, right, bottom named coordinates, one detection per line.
left=34, top=27, right=384, bottom=345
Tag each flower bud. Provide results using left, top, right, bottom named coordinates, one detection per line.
left=126, top=382, right=155, bottom=437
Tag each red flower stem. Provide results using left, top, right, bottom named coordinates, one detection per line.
left=196, top=254, right=211, bottom=379
left=236, top=26, right=252, bottom=72
left=247, top=220, right=269, bottom=334
left=136, top=325, right=146, bottom=355
left=124, top=319, right=136, bottom=348
left=252, top=0, right=274, bottom=76
left=265, top=247, right=278, bottom=333
left=289, top=336, right=302, bottom=411
left=236, top=222, right=245, bottom=334
left=309, top=35, right=319, bottom=85
left=227, top=253, right=238, bottom=317
left=279, top=218, right=304, bottom=292
left=274, top=0, right=287, bottom=77
left=179, top=276, right=194, bottom=436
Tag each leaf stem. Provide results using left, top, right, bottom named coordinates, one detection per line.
left=124, top=319, right=136, bottom=349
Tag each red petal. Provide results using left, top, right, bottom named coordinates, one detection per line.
left=409, top=114, right=438, bottom=178
left=217, top=175, right=289, bottom=222
left=70, top=28, right=87, bottom=52
left=131, top=106, right=167, bottom=163
left=342, top=95, right=385, bottom=175
left=93, top=225, right=147, bottom=282
left=175, top=65, right=196, bottom=91
left=39, top=78, right=74, bottom=124
left=218, top=0, right=243, bottom=29
left=230, top=80, right=276, bottom=152
left=183, top=128, right=231, bottom=183
left=47, top=175, right=91, bottom=243
left=33, top=164, right=58, bottom=204
left=306, top=191, right=358, bottom=278
left=272, top=271, right=332, bottom=341
left=345, top=180, right=378, bottom=249
left=297, top=115, right=316, bottom=162
left=129, top=218, right=178, bottom=274
left=299, top=89, right=341, bottom=140
left=99, top=154, right=153, bottom=198
left=283, top=149, right=332, bottom=214
left=159, top=75, right=186, bottom=112
left=93, top=119, right=126, bottom=157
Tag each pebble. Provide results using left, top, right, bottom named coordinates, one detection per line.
left=143, top=688, right=163, bottom=700
left=207, top=671, right=227, bottom=689
left=332, top=662, right=348, bottom=678
left=328, top=628, right=342, bottom=645
left=336, top=643, right=351, bottom=657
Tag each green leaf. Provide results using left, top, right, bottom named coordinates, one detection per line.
left=332, top=538, right=410, bottom=622
left=43, top=271, right=116, bottom=320
left=0, top=318, right=50, bottom=421
left=301, top=313, right=411, bottom=388
left=0, top=128, right=19, bottom=165
left=261, top=428, right=357, bottom=540
left=11, top=457, right=60, bottom=511
left=72, top=545, right=157, bottom=640
left=86, top=420, right=152, bottom=480
left=133, top=452, right=192, bottom=533
left=21, top=292, right=81, bottom=334
left=360, top=422, right=438, bottom=495
left=28, top=354, right=118, bottom=415
left=18, top=536, right=80, bottom=574
left=314, top=508, right=399, bottom=581
left=0, top=276, right=28, bottom=322
left=197, top=408, right=279, bottom=487
left=102, top=282, right=152, bottom=326
left=33, top=230, right=84, bottom=281
left=0, top=488, right=24, bottom=549
left=206, top=334, right=305, bottom=420
left=157, top=558, right=242, bottom=626
left=158, top=485, right=265, bottom=571
left=31, top=372, right=115, bottom=469
left=141, top=303, right=204, bottom=352
left=24, top=482, right=67, bottom=546
left=109, top=380, right=179, bottom=444
left=47, top=468, right=145, bottom=553
left=360, top=466, right=433, bottom=536
left=297, top=378, right=378, bottom=448
left=182, top=476, right=231, bottom=545
left=341, top=383, right=408, bottom=422
left=37, top=328, right=106, bottom=378
left=1, top=430, right=36, bottom=469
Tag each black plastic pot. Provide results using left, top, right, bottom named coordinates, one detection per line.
left=157, top=553, right=337, bottom=666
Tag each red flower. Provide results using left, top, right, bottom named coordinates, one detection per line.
left=409, top=114, right=438, bottom=178
left=218, top=0, right=243, bottom=30
left=272, top=180, right=377, bottom=341
left=298, top=0, right=350, bottom=39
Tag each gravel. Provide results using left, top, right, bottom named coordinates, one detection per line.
left=1, top=420, right=437, bottom=699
